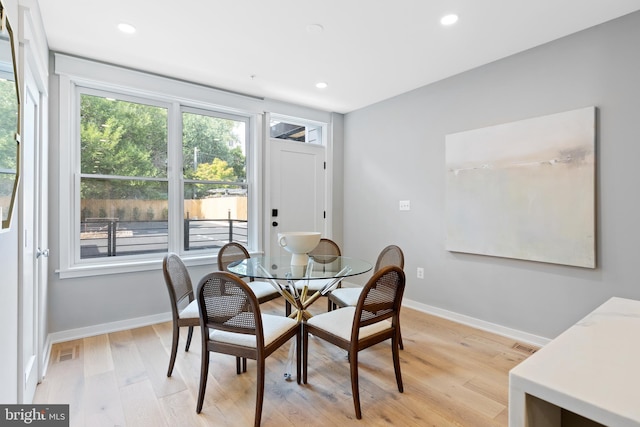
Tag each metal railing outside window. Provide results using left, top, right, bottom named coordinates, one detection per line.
left=80, top=216, right=247, bottom=258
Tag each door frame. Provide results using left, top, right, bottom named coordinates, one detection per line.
left=17, top=30, right=49, bottom=403
left=263, top=113, right=332, bottom=256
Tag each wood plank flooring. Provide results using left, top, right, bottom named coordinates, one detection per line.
left=34, top=298, right=537, bottom=427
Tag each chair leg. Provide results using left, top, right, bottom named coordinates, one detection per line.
left=196, top=351, right=210, bottom=413
left=254, top=358, right=265, bottom=427
left=393, top=333, right=404, bottom=393
left=236, top=357, right=241, bottom=374
left=185, top=326, right=194, bottom=351
left=285, top=300, right=291, bottom=317
left=167, top=322, right=179, bottom=377
left=398, top=322, right=404, bottom=350
left=349, top=349, right=362, bottom=419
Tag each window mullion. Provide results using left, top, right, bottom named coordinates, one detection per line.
left=168, top=102, right=183, bottom=254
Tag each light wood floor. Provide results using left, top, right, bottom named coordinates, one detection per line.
left=34, top=298, right=537, bottom=427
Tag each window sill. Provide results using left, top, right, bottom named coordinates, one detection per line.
left=56, top=253, right=219, bottom=279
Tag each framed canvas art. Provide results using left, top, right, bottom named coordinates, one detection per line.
left=445, top=107, right=596, bottom=268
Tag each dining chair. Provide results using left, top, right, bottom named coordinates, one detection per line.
left=196, top=271, right=301, bottom=427
left=288, top=238, right=341, bottom=315
left=302, top=265, right=406, bottom=419
left=327, top=244, right=406, bottom=348
left=218, top=242, right=282, bottom=305
left=162, top=253, right=200, bottom=377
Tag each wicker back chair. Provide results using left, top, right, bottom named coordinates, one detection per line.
left=327, top=245, right=405, bottom=348
left=196, top=272, right=300, bottom=427
left=303, top=265, right=406, bottom=419
left=310, top=238, right=341, bottom=262
left=162, top=253, right=200, bottom=377
left=374, top=244, right=405, bottom=271
left=290, top=238, right=341, bottom=315
left=217, top=242, right=281, bottom=305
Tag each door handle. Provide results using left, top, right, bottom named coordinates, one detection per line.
left=36, top=248, right=50, bottom=258
left=272, top=221, right=278, bottom=227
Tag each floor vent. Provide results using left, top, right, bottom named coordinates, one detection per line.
left=512, top=342, right=538, bottom=354
left=57, top=345, right=79, bottom=362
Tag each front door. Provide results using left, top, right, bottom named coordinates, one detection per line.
left=268, top=138, right=325, bottom=257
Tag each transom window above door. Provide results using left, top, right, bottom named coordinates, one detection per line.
left=270, top=118, right=323, bottom=144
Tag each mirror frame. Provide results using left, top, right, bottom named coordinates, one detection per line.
left=0, top=1, right=20, bottom=230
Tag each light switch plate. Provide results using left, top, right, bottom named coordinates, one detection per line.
left=399, top=200, right=410, bottom=211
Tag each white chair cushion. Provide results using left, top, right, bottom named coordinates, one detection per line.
left=179, top=299, right=200, bottom=319
left=306, top=306, right=391, bottom=341
left=248, top=280, right=280, bottom=299
left=328, top=287, right=363, bottom=306
left=294, top=278, right=335, bottom=292
left=209, top=313, right=298, bottom=348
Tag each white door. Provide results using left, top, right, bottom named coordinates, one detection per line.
left=269, top=138, right=325, bottom=257
left=19, top=70, right=44, bottom=403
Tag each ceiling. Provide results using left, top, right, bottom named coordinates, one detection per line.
left=37, top=0, right=640, bottom=114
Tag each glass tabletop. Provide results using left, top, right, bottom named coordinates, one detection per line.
left=227, top=255, right=372, bottom=281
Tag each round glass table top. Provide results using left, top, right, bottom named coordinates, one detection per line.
left=227, top=255, right=372, bottom=281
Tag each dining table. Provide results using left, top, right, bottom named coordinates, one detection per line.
left=227, top=254, right=373, bottom=321
left=227, top=254, right=373, bottom=379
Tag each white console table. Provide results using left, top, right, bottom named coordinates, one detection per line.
left=509, top=297, right=640, bottom=426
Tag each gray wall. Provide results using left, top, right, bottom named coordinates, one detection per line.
left=343, top=11, right=640, bottom=339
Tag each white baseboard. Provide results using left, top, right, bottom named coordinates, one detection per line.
left=338, top=282, right=550, bottom=347
left=41, top=312, right=173, bottom=377
left=402, top=298, right=551, bottom=348
left=40, top=296, right=550, bottom=380
left=47, top=311, right=172, bottom=344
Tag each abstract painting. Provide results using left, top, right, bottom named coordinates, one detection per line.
left=445, top=107, right=596, bottom=268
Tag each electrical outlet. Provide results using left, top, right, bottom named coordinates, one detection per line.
left=417, top=267, right=424, bottom=279
left=399, top=200, right=411, bottom=211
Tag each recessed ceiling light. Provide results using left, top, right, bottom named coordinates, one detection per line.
left=315, top=82, right=328, bottom=89
left=306, top=24, right=324, bottom=34
left=117, top=23, right=136, bottom=34
left=440, top=14, right=459, bottom=26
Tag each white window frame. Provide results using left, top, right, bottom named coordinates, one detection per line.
left=180, top=105, right=252, bottom=252
left=55, top=54, right=264, bottom=278
left=74, top=87, right=173, bottom=264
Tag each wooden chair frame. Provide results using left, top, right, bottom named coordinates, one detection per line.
left=303, top=265, right=406, bottom=419
left=218, top=242, right=281, bottom=304
left=196, top=271, right=301, bottom=427
left=287, top=238, right=341, bottom=315
left=328, top=244, right=406, bottom=348
left=162, top=253, right=200, bottom=377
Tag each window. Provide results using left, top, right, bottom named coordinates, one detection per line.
left=182, top=108, right=248, bottom=252
left=80, top=92, right=169, bottom=259
left=56, top=54, right=333, bottom=277
left=270, top=118, right=323, bottom=144
left=0, top=53, right=18, bottom=227
left=76, top=89, right=252, bottom=263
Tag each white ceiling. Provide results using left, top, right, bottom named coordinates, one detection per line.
left=37, top=0, right=640, bottom=114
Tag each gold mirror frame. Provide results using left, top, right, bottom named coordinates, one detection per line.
left=0, top=1, right=20, bottom=230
